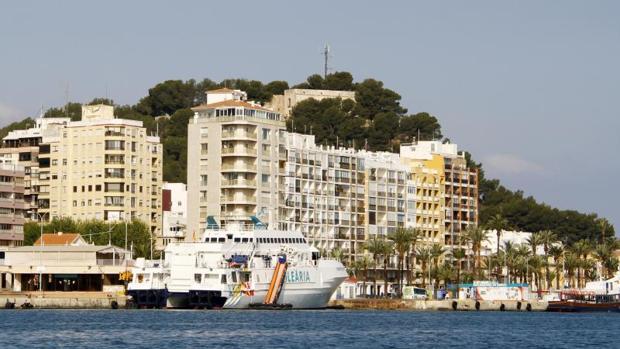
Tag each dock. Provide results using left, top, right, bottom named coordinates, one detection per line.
left=1, top=291, right=127, bottom=309
left=329, top=298, right=549, bottom=312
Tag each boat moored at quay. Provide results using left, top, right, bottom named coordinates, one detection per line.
left=547, top=274, right=620, bottom=313
left=128, top=217, right=347, bottom=309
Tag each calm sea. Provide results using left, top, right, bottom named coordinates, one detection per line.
left=0, top=309, right=616, bottom=348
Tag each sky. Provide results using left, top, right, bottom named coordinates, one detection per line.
left=0, top=1, right=618, bottom=232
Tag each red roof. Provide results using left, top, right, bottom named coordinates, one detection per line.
left=34, top=233, right=82, bottom=246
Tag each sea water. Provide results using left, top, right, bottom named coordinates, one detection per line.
left=0, top=309, right=616, bottom=348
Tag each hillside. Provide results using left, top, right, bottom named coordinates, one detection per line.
left=0, top=72, right=614, bottom=243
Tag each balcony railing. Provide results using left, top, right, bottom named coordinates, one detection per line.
left=220, top=195, right=256, bottom=203
left=221, top=179, right=256, bottom=187
left=221, top=131, right=257, bottom=140
left=221, top=163, right=257, bottom=172
left=221, top=148, right=257, bottom=156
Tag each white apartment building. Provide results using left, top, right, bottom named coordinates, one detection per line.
left=276, top=133, right=415, bottom=262
left=186, top=88, right=285, bottom=236
left=1, top=118, right=70, bottom=220
left=2, top=105, right=163, bottom=246
left=162, top=182, right=187, bottom=246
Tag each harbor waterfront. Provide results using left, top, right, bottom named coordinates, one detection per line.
left=0, top=309, right=617, bottom=349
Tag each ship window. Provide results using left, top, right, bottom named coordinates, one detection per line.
left=221, top=274, right=227, bottom=284
left=218, top=237, right=225, bottom=243
left=242, top=238, right=248, bottom=243
left=194, top=274, right=202, bottom=283
left=231, top=273, right=237, bottom=283
left=249, top=238, right=253, bottom=242
left=234, top=237, right=241, bottom=242
left=270, top=238, right=274, bottom=243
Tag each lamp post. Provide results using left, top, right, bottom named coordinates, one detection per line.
left=28, top=211, right=45, bottom=293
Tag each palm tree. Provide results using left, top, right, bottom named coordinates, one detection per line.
left=597, top=218, right=612, bottom=244
left=452, top=248, right=466, bottom=297
left=365, top=237, right=385, bottom=297
left=416, top=246, right=432, bottom=288
left=406, top=229, right=423, bottom=285
left=329, top=247, right=344, bottom=262
left=548, top=245, right=564, bottom=290
left=594, top=244, right=613, bottom=279
left=381, top=240, right=394, bottom=297
left=388, top=227, right=415, bottom=296
left=430, top=243, right=445, bottom=295
left=353, top=255, right=373, bottom=297
left=437, top=263, right=455, bottom=292
left=486, top=214, right=509, bottom=281
left=528, top=255, right=544, bottom=294
left=563, top=253, right=579, bottom=288
left=463, top=226, right=488, bottom=279
left=538, top=230, right=558, bottom=290
left=572, top=240, right=592, bottom=288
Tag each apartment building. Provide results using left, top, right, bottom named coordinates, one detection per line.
left=1, top=118, right=70, bottom=220
left=266, top=88, right=356, bottom=117
left=401, top=141, right=478, bottom=249
left=2, top=105, right=163, bottom=246
left=186, top=88, right=285, bottom=236
left=0, top=163, right=26, bottom=246
left=278, top=133, right=415, bottom=262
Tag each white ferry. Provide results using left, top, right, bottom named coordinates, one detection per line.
left=128, top=217, right=347, bottom=309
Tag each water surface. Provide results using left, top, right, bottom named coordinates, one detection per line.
left=0, top=309, right=616, bottom=348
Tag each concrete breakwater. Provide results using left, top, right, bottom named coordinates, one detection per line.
left=1, top=292, right=126, bottom=309
left=329, top=298, right=549, bottom=312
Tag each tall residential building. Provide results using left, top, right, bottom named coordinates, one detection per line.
left=1, top=118, right=70, bottom=220
left=401, top=141, right=478, bottom=249
left=278, top=133, right=415, bottom=262
left=162, top=182, right=187, bottom=247
left=187, top=88, right=285, bottom=236
left=0, top=162, right=25, bottom=246
left=2, top=105, right=163, bottom=246
left=265, top=88, right=356, bottom=117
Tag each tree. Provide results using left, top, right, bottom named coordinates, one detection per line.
left=353, top=79, right=406, bottom=119
left=323, top=72, right=354, bottom=91
left=539, top=230, right=558, bottom=290
left=451, top=248, right=467, bottom=297
left=486, top=214, right=509, bottom=281
left=365, top=237, right=385, bottom=297
left=397, top=112, right=443, bottom=143
left=564, top=253, right=579, bottom=288
left=548, top=245, right=564, bottom=290
left=264, top=80, right=289, bottom=96
left=136, top=80, right=196, bottom=116
left=406, top=229, right=423, bottom=285
left=388, top=227, right=416, bottom=296
left=463, top=226, right=488, bottom=279
left=416, top=246, right=432, bottom=288
left=381, top=240, right=394, bottom=297
left=430, top=243, right=445, bottom=295
left=353, top=255, right=373, bottom=297
left=597, top=218, right=612, bottom=244
left=572, top=240, right=592, bottom=288
left=44, top=102, right=82, bottom=121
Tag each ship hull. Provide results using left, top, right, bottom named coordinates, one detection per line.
left=547, top=301, right=620, bottom=313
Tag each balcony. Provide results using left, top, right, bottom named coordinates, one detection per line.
left=221, top=147, right=257, bottom=157
left=220, top=194, right=256, bottom=204
left=221, top=179, right=256, bottom=188
left=221, top=130, right=257, bottom=141
left=221, top=163, right=257, bottom=173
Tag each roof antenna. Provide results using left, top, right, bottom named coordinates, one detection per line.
left=65, top=82, right=70, bottom=119
left=323, top=44, right=330, bottom=78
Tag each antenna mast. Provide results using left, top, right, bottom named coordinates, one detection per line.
left=323, top=44, right=330, bottom=78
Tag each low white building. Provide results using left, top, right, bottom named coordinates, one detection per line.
left=482, top=230, right=546, bottom=256
left=162, top=182, right=187, bottom=246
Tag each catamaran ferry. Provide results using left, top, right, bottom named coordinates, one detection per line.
left=128, top=217, right=348, bottom=309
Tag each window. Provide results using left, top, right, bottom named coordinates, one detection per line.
left=95, top=185, right=102, bottom=191
left=262, top=129, right=270, bottom=141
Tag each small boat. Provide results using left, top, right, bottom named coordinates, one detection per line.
left=547, top=274, right=620, bottom=313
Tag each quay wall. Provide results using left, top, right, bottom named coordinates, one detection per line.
left=1, top=292, right=126, bottom=309
left=329, top=298, right=548, bottom=312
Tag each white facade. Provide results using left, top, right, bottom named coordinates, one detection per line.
left=162, top=182, right=187, bottom=246
left=482, top=230, right=546, bottom=256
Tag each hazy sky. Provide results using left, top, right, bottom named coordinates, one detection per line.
left=1, top=1, right=618, bottom=231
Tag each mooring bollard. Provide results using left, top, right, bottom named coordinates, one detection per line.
left=452, top=301, right=457, bottom=311
left=517, top=301, right=522, bottom=311
left=526, top=303, right=532, bottom=312
left=500, top=303, right=506, bottom=311
left=475, top=301, right=480, bottom=311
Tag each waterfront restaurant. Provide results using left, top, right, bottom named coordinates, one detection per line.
left=0, top=244, right=130, bottom=292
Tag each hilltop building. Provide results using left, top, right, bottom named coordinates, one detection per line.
left=266, top=88, right=356, bottom=117
left=1, top=105, right=163, bottom=247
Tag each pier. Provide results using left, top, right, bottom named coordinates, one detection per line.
left=2, top=291, right=126, bottom=309
left=329, top=298, right=549, bottom=312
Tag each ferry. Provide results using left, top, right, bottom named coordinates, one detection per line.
left=547, top=274, right=620, bottom=312
left=128, top=217, right=348, bottom=309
